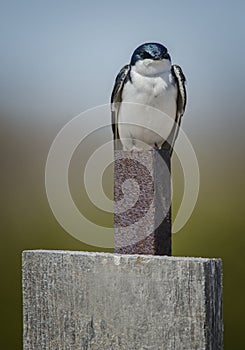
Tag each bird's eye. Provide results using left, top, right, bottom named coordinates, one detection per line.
left=162, top=52, right=170, bottom=60
left=139, top=52, right=152, bottom=59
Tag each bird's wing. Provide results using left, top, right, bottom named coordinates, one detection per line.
left=162, top=64, right=187, bottom=155
left=111, top=64, right=131, bottom=149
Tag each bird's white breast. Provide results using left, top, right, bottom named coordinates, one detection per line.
left=118, top=63, right=177, bottom=150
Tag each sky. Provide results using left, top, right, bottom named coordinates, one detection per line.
left=1, top=0, right=245, bottom=134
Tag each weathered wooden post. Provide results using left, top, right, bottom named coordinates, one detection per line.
left=22, top=250, right=223, bottom=349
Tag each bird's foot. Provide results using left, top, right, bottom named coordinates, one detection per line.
left=153, top=143, right=160, bottom=151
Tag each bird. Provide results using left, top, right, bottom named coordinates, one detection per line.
left=111, top=42, right=186, bottom=155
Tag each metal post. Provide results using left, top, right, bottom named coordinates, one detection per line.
left=114, top=149, right=171, bottom=255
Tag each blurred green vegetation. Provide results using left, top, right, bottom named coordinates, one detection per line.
left=1, top=117, right=245, bottom=349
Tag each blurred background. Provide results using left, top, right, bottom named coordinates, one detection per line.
left=1, top=0, right=245, bottom=348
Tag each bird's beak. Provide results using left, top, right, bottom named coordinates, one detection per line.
left=153, top=55, right=161, bottom=60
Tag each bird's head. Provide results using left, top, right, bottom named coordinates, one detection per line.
left=130, top=42, right=171, bottom=76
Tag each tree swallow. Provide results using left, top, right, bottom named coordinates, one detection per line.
left=111, top=42, right=186, bottom=154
